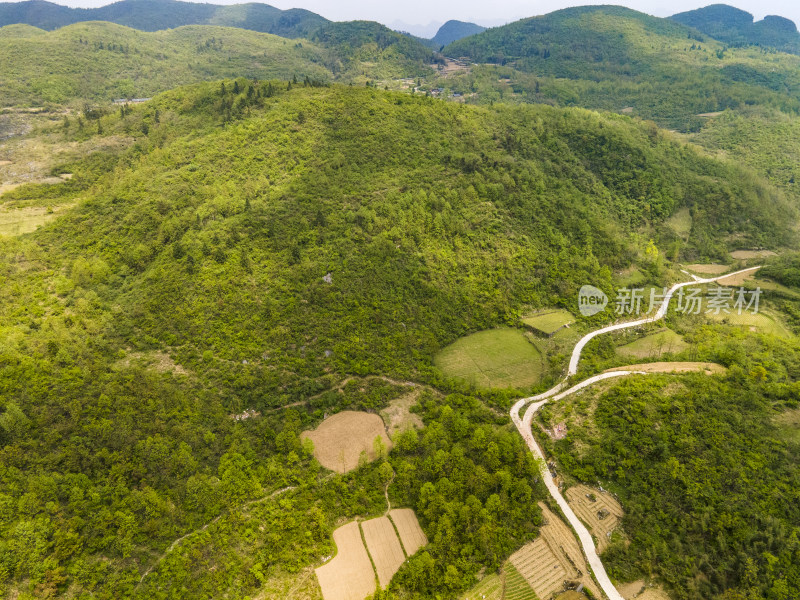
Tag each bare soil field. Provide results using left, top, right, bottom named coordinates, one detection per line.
left=509, top=503, right=600, bottom=600
left=606, top=361, right=726, bottom=375
left=388, top=509, right=427, bottom=556
left=379, top=389, right=424, bottom=438
left=636, top=588, right=672, bottom=600
left=716, top=268, right=759, bottom=286
left=315, top=522, right=376, bottom=600
left=730, top=250, right=777, bottom=260
left=361, top=517, right=405, bottom=587
left=684, top=263, right=729, bottom=274
left=617, top=580, right=645, bottom=599
left=565, top=484, right=624, bottom=553
left=301, top=411, right=391, bottom=474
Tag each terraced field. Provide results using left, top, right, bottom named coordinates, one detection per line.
left=508, top=503, right=600, bottom=600
left=565, top=485, right=624, bottom=553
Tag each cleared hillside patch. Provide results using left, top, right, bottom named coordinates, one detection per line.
left=435, top=327, right=545, bottom=390
left=606, top=361, right=726, bottom=375
left=0, top=204, right=71, bottom=236
left=731, top=250, right=778, bottom=260
left=315, top=521, right=376, bottom=600
left=522, top=309, right=575, bottom=336
left=706, top=309, right=793, bottom=338
left=684, top=263, right=729, bottom=275
left=301, top=411, right=391, bottom=474
left=616, top=329, right=688, bottom=359
left=379, top=388, right=424, bottom=438
left=716, top=267, right=759, bottom=286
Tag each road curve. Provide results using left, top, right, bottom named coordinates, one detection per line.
left=510, top=266, right=760, bottom=600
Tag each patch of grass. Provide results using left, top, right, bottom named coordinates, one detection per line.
left=460, top=570, right=503, bottom=600
left=435, top=327, right=545, bottom=390
left=0, top=203, right=72, bottom=236
left=773, top=408, right=800, bottom=445
left=522, top=309, right=575, bottom=335
left=666, top=207, right=692, bottom=238
left=613, top=265, right=647, bottom=288
left=617, top=328, right=689, bottom=359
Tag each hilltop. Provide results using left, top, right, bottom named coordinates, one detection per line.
left=0, top=81, right=796, bottom=598
left=0, top=0, right=329, bottom=37
left=672, top=4, right=800, bottom=54
left=431, top=19, right=485, bottom=49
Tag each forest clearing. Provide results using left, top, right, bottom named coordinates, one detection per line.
left=301, top=411, right=392, bottom=473
left=615, top=329, right=688, bottom=359
left=435, top=327, right=545, bottom=389
left=605, top=361, right=726, bottom=375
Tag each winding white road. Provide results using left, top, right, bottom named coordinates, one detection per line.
left=510, top=266, right=760, bottom=600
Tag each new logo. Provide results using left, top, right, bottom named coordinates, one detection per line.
left=578, top=285, right=608, bottom=317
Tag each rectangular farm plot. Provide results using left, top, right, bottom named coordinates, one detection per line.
left=388, top=509, right=427, bottom=556
left=315, top=521, right=376, bottom=600
left=361, top=516, right=406, bottom=588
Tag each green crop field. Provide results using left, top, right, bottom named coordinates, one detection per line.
left=461, top=571, right=503, bottom=600
left=435, top=328, right=545, bottom=390
left=617, top=328, right=689, bottom=359
left=522, top=309, right=575, bottom=336
left=503, top=562, right=539, bottom=600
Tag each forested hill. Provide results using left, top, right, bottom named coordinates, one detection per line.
left=0, top=80, right=798, bottom=598
left=671, top=4, right=800, bottom=55
left=0, top=21, right=434, bottom=105
left=0, top=0, right=329, bottom=37
left=431, top=19, right=486, bottom=48
left=442, top=5, right=800, bottom=129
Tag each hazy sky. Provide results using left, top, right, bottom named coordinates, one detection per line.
left=44, top=0, right=800, bottom=35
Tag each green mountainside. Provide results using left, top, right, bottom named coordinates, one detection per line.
left=0, top=0, right=329, bottom=37
left=0, top=21, right=434, bottom=105
left=672, top=4, right=800, bottom=55
left=441, top=5, right=800, bottom=130
left=0, top=81, right=797, bottom=598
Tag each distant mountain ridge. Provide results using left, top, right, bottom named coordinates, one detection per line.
left=0, top=0, right=329, bottom=37
left=671, top=4, right=800, bottom=54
